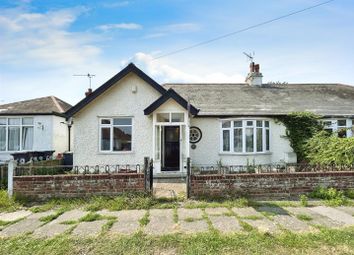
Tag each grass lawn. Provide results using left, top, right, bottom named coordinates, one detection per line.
left=1, top=228, right=354, bottom=255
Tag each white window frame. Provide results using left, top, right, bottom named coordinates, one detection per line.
left=220, top=118, right=271, bottom=155
left=98, top=117, right=133, bottom=154
left=322, top=118, right=353, bottom=138
left=0, top=116, right=34, bottom=152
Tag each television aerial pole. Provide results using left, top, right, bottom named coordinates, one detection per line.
left=73, top=73, right=96, bottom=89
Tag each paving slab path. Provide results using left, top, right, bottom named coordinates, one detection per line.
left=232, top=207, right=264, bottom=218
left=285, top=207, right=343, bottom=228
left=309, top=206, right=354, bottom=226
left=179, top=219, right=209, bottom=234
left=178, top=208, right=203, bottom=220
left=72, top=220, right=107, bottom=237
left=106, top=210, right=146, bottom=235
left=0, top=210, right=32, bottom=222
left=204, top=207, right=230, bottom=216
left=52, top=209, right=88, bottom=224
left=209, top=215, right=242, bottom=233
left=145, top=209, right=177, bottom=235
left=33, top=222, right=71, bottom=238
left=243, top=218, right=279, bottom=233
left=273, top=215, right=313, bottom=232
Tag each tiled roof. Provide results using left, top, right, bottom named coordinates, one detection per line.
left=163, top=83, right=354, bottom=117
left=0, top=96, right=72, bottom=116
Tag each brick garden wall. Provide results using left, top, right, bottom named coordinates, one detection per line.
left=190, top=172, right=354, bottom=199
left=14, top=173, right=145, bottom=200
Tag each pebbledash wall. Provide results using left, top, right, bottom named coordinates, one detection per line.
left=190, top=171, right=354, bottom=198
left=13, top=173, right=145, bottom=200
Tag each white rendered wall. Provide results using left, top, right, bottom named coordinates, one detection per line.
left=189, top=117, right=296, bottom=166
left=72, top=73, right=161, bottom=166
left=52, top=115, right=69, bottom=154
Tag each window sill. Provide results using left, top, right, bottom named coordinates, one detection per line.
left=98, top=151, right=135, bottom=155
left=219, top=152, right=272, bottom=156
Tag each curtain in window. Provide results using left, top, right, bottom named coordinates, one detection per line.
left=22, top=126, right=33, bottom=150
left=245, top=128, right=254, bottom=152
left=233, top=128, right=242, bottom=152
left=0, top=127, right=5, bottom=151
left=8, top=127, right=20, bottom=151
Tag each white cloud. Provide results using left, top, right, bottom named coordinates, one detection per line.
left=96, top=23, right=142, bottom=31
left=144, top=23, right=200, bottom=39
left=122, top=52, right=244, bottom=83
left=101, top=1, right=131, bottom=8
left=0, top=6, right=100, bottom=67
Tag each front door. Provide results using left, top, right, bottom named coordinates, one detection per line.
left=162, top=126, right=180, bottom=171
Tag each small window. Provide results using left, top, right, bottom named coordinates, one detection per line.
left=171, top=113, right=184, bottom=122
left=8, top=118, right=21, bottom=125
left=222, top=121, right=231, bottom=128
left=156, top=113, right=170, bottom=122
left=234, top=121, right=242, bottom=127
left=22, top=117, right=34, bottom=125
left=337, top=120, right=347, bottom=127
left=113, top=118, right=132, bottom=125
left=101, top=119, right=111, bottom=125
left=246, top=120, right=253, bottom=126
left=0, top=118, right=6, bottom=125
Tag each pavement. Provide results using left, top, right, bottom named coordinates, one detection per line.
left=1, top=205, right=354, bottom=238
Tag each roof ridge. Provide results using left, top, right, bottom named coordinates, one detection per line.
left=51, top=96, right=64, bottom=113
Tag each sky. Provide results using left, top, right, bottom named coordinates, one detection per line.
left=0, top=0, right=353, bottom=105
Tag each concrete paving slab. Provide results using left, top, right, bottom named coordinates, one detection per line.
left=336, top=206, right=354, bottom=216
left=33, top=222, right=71, bottom=238
left=0, top=219, right=42, bottom=237
left=178, top=208, right=203, bottom=220
left=52, top=209, right=87, bottom=223
left=273, top=215, right=313, bottom=232
left=209, top=216, right=242, bottom=233
left=179, top=219, right=209, bottom=234
left=243, top=218, right=279, bottom=233
left=27, top=210, right=56, bottom=220
left=256, top=206, right=289, bottom=216
left=309, top=206, right=354, bottom=226
left=0, top=210, right=32, bottom=222
left=204, top=207, right=230, bottom=215
left=110, top=220, right=140, bottom=235
left=98, top=209, right=146, bottom=221
left=145, top=209, right=177, bottom=235
left=285, top=207, right=343, bottom=228
left=72, top=220, right=107, bottom=237
left=232, top=207, right=264, bottom=218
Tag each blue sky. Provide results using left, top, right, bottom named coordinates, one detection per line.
left=0, top=0, right=353, bottom=105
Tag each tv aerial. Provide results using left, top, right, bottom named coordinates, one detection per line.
left=243, top=52, right=255, bottom=63
left=73, top=73, right=96, bottom=89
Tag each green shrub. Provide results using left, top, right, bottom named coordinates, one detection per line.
left=345, top=189, right=354, bottom=199
left=305, top=131, right=354, bottom=166
left=310, top=186, right=348, bottom=206
left=0, top=190, right=19, bottom=211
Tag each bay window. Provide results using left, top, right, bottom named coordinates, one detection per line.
left=323, top=119, right=353, bottom=138
left=221, top=119, right=270, bottom=153
left=0, top=117, right=34, bottom=152
left=99, top=117, right=132, bottom=152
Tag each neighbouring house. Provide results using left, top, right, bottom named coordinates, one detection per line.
left=0, top=96, right=72, bottom=162
left=66, top=63, right=354, bottom=173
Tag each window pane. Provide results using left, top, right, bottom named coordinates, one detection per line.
left=22, top=117, right=34, bottom=125
left=157, top=113, right=169, bottom=122
left=113, top=126, right=132, bottom=151
left=337, top=120, right=346, bottom=127
left=234, top=121, right=242, bottom=127
left=222, top=130, right=230, bottom=151
left=101, top=119, right=111, bottom=125
left=22, top=126, right=33, bottom=150
left=0, top=127, right=5, bottom=151
left=246, top=121, right=253, bottom=126
left=0, top=118, right=6, bottom=125
left=245, top=128, right=254, bottom=152
left=323, top=121, right=332, bottom=127
left=8, top=126, right=20, bottom=151
left=8, top=118, right=20, bottom=125
left=171, top=113, right=184, bottom=122
left=256, top=120, right=262, bottom=127
left=101, top=127, right=111, bottom=151
left=113, top=118, right=132, bottom=125
left=266, top=129, right=270, bottom=151
left=265, top=121, right=269, bottom=128
left=222, top=121, right=231, bottom=128
left=256, top=128, right=263, bottom=152
left=338, top=128, right=347, bottom=138
left=233, top=128, right=243, bottom=152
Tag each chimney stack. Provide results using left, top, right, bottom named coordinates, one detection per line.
left=85, top=88, right=93, bottom=97
left=245, top=62, right=263, bottom=86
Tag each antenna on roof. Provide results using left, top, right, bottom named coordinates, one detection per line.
left=243, top=52, right=255, bottom=63
left=73, top=73, right=96, bottom=89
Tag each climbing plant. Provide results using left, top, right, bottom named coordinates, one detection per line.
left=276, top=112, right=323, bottom=162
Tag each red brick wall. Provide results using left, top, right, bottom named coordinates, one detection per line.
left=14, top=173, right=145, bottom=200
left=191, top=172, right=354, bottom=199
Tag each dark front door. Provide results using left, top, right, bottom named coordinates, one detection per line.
left=162, top=126, right=180, bottom=171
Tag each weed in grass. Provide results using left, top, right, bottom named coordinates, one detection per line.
left=239, top=221, right=254, bottom=232
left=184, top=217, right=196, bottom=223
left=101, top=220, right=116, bottom=233
left=39, top=209, right=66, bottom=224
left=173, top=208, right=178, bottom=223
left=241, top=215, right=263, bottom=220
left=60, top=220, right=78, bottom=225
left=79, top=212, right=102, bottom=222
left=0, top=190, right=20, bottom=212
left=139, top=211, right=150, bottom=226
left=296, top=214, right=313, bottom=221
left=300, top=194, right=309, bottom=207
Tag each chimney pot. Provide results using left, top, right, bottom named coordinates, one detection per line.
left=254, top=64, right=260, bottom=73
left=85, top=88, right=93, bottom=97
